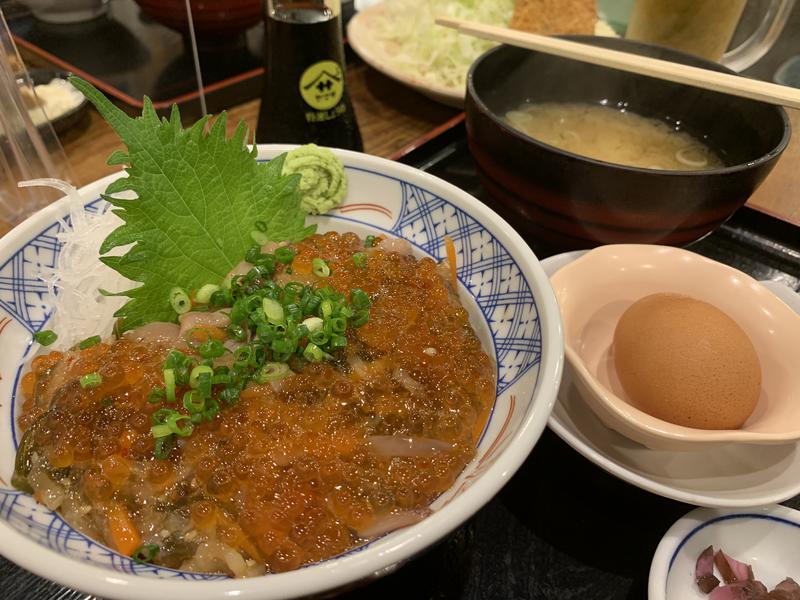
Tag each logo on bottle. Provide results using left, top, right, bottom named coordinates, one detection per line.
left=299, top=60, right=348, bottom=123
left=300, top=60, right=344, bottom=111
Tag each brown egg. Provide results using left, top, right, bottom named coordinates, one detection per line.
left=613, top=293, right=761, bottom=430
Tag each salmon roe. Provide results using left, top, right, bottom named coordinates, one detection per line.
left=16, top=233, right=495, bottom=576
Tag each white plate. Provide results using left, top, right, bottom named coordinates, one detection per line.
left=649, top=504, right=800, bottom=600
left=542, top=251, right=800, bottom=508
left=347, top=3, right=617, bottom=108
left=347, top=3, right=465, bottom=108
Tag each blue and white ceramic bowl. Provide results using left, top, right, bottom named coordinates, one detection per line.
left=649, top=505, right=800, bottom=600
left=0, top=146, right=563, bottom=599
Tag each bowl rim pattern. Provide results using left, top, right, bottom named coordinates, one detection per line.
left=0, top=146, right=564, bottom=599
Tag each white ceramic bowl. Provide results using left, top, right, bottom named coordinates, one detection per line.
left=19, top=0, right=109, bottom=23
left=0, top=146, right=563, bottom=599
left=549, top=244, right=800, bottom=451
left=649, top=504, right=800, bottom=600
left=544, top=251, right=800, bottom=508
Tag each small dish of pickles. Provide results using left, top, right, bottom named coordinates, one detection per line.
left=649, top=504, right=800, bottom=600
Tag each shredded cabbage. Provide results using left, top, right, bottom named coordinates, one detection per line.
left=370, top=0, right=514, bottom=92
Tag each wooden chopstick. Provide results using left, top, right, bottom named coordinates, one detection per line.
left=435, top=17, right=800, bottom=110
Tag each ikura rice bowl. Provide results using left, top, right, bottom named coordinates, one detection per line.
left=14, top=230, right=496, bottom=577
left=5, top=78, right=547, bottom=587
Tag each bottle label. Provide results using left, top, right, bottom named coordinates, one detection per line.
left=299, top=60, right=345, bottom=121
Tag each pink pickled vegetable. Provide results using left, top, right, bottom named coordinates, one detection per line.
left=696, top=547, right=798, bottom=599
left=709, top=580, right=767, bottom=600
left=768, top=578, right=800, bottom=600
left=715, top=549, right=754, bottom=584
left=697, top=545, right=721, bottom=593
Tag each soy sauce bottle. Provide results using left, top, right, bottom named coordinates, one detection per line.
left=256, top=0, right=363, bottom=151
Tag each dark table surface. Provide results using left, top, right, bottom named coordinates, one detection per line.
left=3, top=0, right=263, bottom=111
left=3, top=128, right=800, bottom=600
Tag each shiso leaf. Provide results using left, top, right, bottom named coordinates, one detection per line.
left=69, top=76, right=315, bottom=333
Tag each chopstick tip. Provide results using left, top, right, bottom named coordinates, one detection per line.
left=434, top=17, right=461, bottom=29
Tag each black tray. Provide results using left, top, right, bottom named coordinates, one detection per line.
left=2, top=125, right=799, bottom=600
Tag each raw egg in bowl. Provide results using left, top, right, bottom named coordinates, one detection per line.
left=549, top=244, right=800, bottom=451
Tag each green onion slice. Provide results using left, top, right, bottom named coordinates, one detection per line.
left=350, top=288, right=370, bottom=309
left=154, top=435, right=175, bottom=460
left=196, top=372, right=212, bottom=398
left=330, top=334, right=347, bottom=349
left=275, top=247, right=295, bottom=264
left=254, top=362, right=290, bottom=383
left=211, top=373, right=232, bottom=385
left=353, top=252, right=367, bottom=269
left=132, top=543, right=160, bottom=564
left=166, top=413, right=194, bottom=437
left=309, top=330, right=329, bottom=346
left=77, top=335, right=102, bottom=350
left=303, top=342, right=327, bottom=363
left=312, top=258, right=331, bottom=278
left=262, top=298, right=285, bottom=325
left=79, top=372, right=102, bottom=389
left=189, top=365, right=213, bottom=389
left=233, top=345, right=254, bottom=367
left=250, top=230, right=269, bottom=245
left=320, top=299, right=333, bottom=319
left=169, top=287, right=191, bottom=314
left=245, top=245, right=261, bottom=264
left=204, top=398, right=221, bottom=420
left=198, top=339, right=225, bottom=359
left=330, top=316, right=347, bottom=333
left=183, top=390, right=206, bottom=414
left=147, top=386, right=166, bottom=404
left=351, top=310, right=370, bottom=328
left=219, top=387, right=240, bottom=405
left=33, top=330, right=58, bottom=346
left=151, top=407, right=174, bottom=425
left=302, top=316, right=324, bottom=332
left=227, top=323, right=246, bottom=341
left=195, top=284, right=221, bottom=304
left=163, top=368, right=177, bottom=403
left=151, top=423, right=171, bottom=438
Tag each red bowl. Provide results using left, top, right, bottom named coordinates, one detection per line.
left=465, top=38, right=791, bottom=250
left=134, top=0, right=262, bottom=37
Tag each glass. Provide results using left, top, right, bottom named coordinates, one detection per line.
left=256, top=0, right=363, bottom=150
left=0, top=8, right=73, bottom=236
left=625, top=0, right=795, bottom=71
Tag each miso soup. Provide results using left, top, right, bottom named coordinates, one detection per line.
left=504, top=102, right=724, bottom=171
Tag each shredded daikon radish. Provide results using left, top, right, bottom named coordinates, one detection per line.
left=20, top=178, right=132, bottom=349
